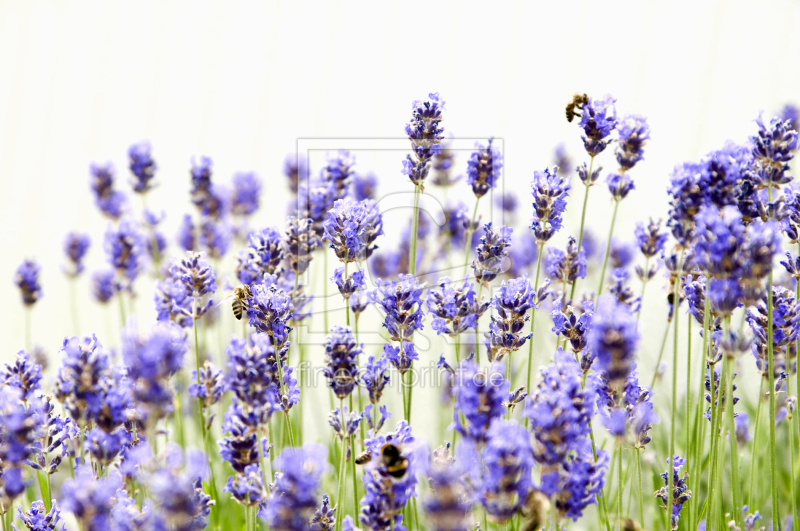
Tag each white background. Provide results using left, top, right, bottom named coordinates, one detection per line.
left=1, top=0, right=798, bottom=373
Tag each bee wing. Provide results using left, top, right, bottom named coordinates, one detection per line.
left=214, top=293, right=236, bottom=308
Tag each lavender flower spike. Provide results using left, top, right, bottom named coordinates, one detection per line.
left=403, top=92, right=445, bottom=189
left=472, top=223, right=512, bottom=287
left=478, top=420, right=534, bottom=523
left=62, top=232, right=91, bottom=278
left=587, top=294, right=639, bottom=393
left=127, top=140, right=156, bottom=193
left=323, top=325, right=361, bottom=400
left=467, top=137, right=503, bottom=198
left=654, top=456, right=692, bottom=530
left=530, top=167, right=571, bottom=244
left=14, top=260, right=42, bottom=306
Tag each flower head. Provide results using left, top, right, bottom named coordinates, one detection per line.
left=231, top=171, right=262, bottom=216
left=323, top=198, right=383, bottom=263
left=104, top=218, right=145, bottom=291
left=127, top=141, right=156, bottom=193
left=634, top=218, right=667, bottom=258
left=14, top=260, right=42, bottom=306
left=90, top=162, right=127, bottom=219
left=654, top=456, right=692, bottom=530
left=466, top=138, right=503, bottom=198
left=63, top=232, right=91, bottom=277
left=403, top=93, right=445, bottom=187
left=477, top=420, right=534, bottom=523
left=1, top=350, right=42, bottom=400
left=91, top=270, right=117, bottom=304
left=323, top=326, right=361, bottom=400
left=472, top=223, right=512, bottom=287
left=453, top=360, right=508, bottom=444
left=578, top=94, right=617, bottom=156
left=371, top=274, right=426, bottom=342
left=546, top=237, right=586, bottom=285
left=615, top=114, right=650, bottom=170
left=587, top=295, right=639, bottom=392
left=259, top=444, right=329, bottom=531
left=426, top=276, right=489, bottom=337
left=530, top=167, right=571, bottom=244
left=15, top=500, right=64, bottom=531
left=60, top=468, right=121, bottom=531
left=285, top=217, right=321, bottom=276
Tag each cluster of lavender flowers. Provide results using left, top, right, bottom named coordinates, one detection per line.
left=7, top=93, right=800, bottom=531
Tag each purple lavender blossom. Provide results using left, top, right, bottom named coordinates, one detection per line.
left=249, top=226, right=285, bottom=275
left=311, top=494, right=336, bottom=531
left=231, top=171, right=262, bottom=216
left=258, top=444, right=329, bottom=530
left=1, top=350, right=42, bottom=400
left=466, top=138, right=503, bottom=198
left=90, top=162, right=127, bottom=219
left=284, top=155, right=308, bottom=195
left=508, top=231, right=539, bottom=278
left=587, top=295, right=639, bottom=392
left=609, top=238, right=635, bottom=269
left=667, top=161, right=705, bottom=247
left=472, top=223, right=512, bottom=287
left=219, top=399, right=264, bottom=473
left=0, top=387, right=39, bottom=503
left=426, top=276, right=489, bottom=337
left=60, top=468, right=121, bottom=531
left=323, top=326, right=361, bottom=400
left=168, top=251, right=217, bottom=321
left=530, top=167, right=571, bottom=244
left=485, top=276, right=535, bottom=362
left=371, top=274, right=426, bottom=343
left=63, top=232, right=91, bottom=278
left=453, top=360, right=508, bottom=444
left=285, top=216, right=321, bottom=276
left=606, top=172, right=635, bottom=200
left=422, top=445, right=472, bottom=531
left=127, top=141, right=156, bottom=194
left=332, top=267, right=365, bottom=301
left=198, top=217, right=233, bottom=259
left=177, top=214, right=196, bottom=252
left=551, top=301, right=593, bottom=362
left=91, top=269, right=117, bottom=304
left=654, top=456, right=692, bottom=530
left=635, top=218, right=667, bottom=258
left=15, top=500, right=64, bottom=531
left=403, top=93, right=445, bottom=187
left=189, top=360, right=224, bottom=409
left=224, top=464, right=264, bottom=507
left=546, top=237, right=586, bottom=285
left=359, top=421, right=418, bottom=530
left=353, top=171, right=378, bottom=201
left=578, top=94, right=617, bottom=156
left=477, top=420, right=534, bottom=523
left=246, top=284, right=294, bottom=353
left=577, top=161, right=602, bottom=184
left=615, top=114, right=650, bottom=170
left=323, top=198, right=383, bottom=263
left=361, top=354, right=390, bottom=405
left=748, top=112, right=798, bottom=189
left=14, top=260, right=42, bottom=306
left=104, top=218, right=145, bottom=291
left=322, top=150, right=355, bottom=200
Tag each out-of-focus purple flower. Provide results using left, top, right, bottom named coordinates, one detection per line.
left=177, top=214, right=196, bottom=252
left=225, top=334, right=283, bottom=414
left=615, top=114, right=650, bottom=170
left=431, top=139, right=460, bottom=187
left=189, top=360, right=224, bottom=409
left=422, top=445, right=472, bottom=531
left=781, top=103, right=799, bottom=131
left=477, top=420, right=534, bottom=523
left=128, top=141, right=156, bottom=194
left=609, top=238, right=634, bottom=269
left=735, top=412, right=751, bottom=446
left=84, top=428, right=126, bottom=467
left=578, top=94, right=617, bottom=156
left=91, top=270, right=117, bottom=304
left=104, top=218, right=146, bottom=291
left=147, top=450, right=213, bottom=531
left=284, top=155, right=308, bottom=195
left=121, top=321, right=188, bottom=425
left=466, top=138, right=503, bottom=198
left=403, top=93, right=445, bottom=188
left=577, top=161, right=602, bottom=185
left=472, top=223, right=512, bottom=287
left=61, top=468, right=121, bottom=531
left=154, top=277, right=193, bottom=328
left=654, top=456, right=692, bottom=531
left=530, top=167, right=571, bottom=244
left=546, top=237, right=586, bottom=285
left=349, top=286, right=370, bottom=319
left=371, top=274, right=426, bottom=342
left=168, top=252, right=216, bottom=322
left=426, top=276, right=489, bottom=338
left=259, top=444, right=329, bottom=530
left=667, top=161, right=705, bottom=247
left=90, top=162, right=127, bottom=220
left=321, top=150, right=355, bottom=200
left=608, top=269, right=641, bottom=313
left=747, top=285, right=800, bottom=381
left=353, top=172, right=378, bottom=201
left=452, top=360, right=507, bottom=444
left=554, top=143, right=573, bottom=175
left=323, top=326, right=361, bottom=400
left=285, top=216, right=321, bottom=276
left=249, top=226, right=285, bottom=275
left=495, top=191, right=518, bottom=218
left=63, top=232, right=91, bottom=278
left=508, top=231, right=539, bottom=278
left=0, top=387, right=40, bottom=503
left=199, top=217, right=233, bottom=259
left=551, top=301, right=593, bottom=362
left=14, top=260, right=42, bottom=306
left=383, top=342, right=419, bottom=375
left=231, top=171, right=262, bottom=216
left=219, top=399, right=264, bottom=473
left=587, top=295, right=639, bottom=392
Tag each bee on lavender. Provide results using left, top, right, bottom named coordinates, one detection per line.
left=565, top=92, right=588, bottom=122
left=380, top=443, right=409, bottom=479
left=219, top=284, right=253, bottom=320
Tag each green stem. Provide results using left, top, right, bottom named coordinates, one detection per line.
left=461, top=196, right=481, bottom=277
left=409, top=184, right=421, bottom=276
left=596, top=200, right=620, bottom=297
left=748, top=378, right=766, bottom=508
left=685, top=314, right=692, bottom=459
left=649, top=321, right=672, bottom=390
left=689, top=294, right=711, bottom=531
left=525, top=245, right=546, bottom=428
left=351, top=434, right=359, bottom=520
left=667, top=253, right=683, bottom=531
left=569, top=159, right=594, bottom=303
left=335, top=401, right=348, bottom=531
left=636, top=257, right=650, bottom=322
left=345, top=262, right=351, bottom=327
left=475, top=284, right=484, bottom=365
left=722, top=317, right=741, bottom=528
left=323, top=247, right=329, bottom=334
left=636, top=449, right=644, bottom=529
left=617, top=440, right=623, bottom=531
left=767, top=269, right=780, bottom=529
